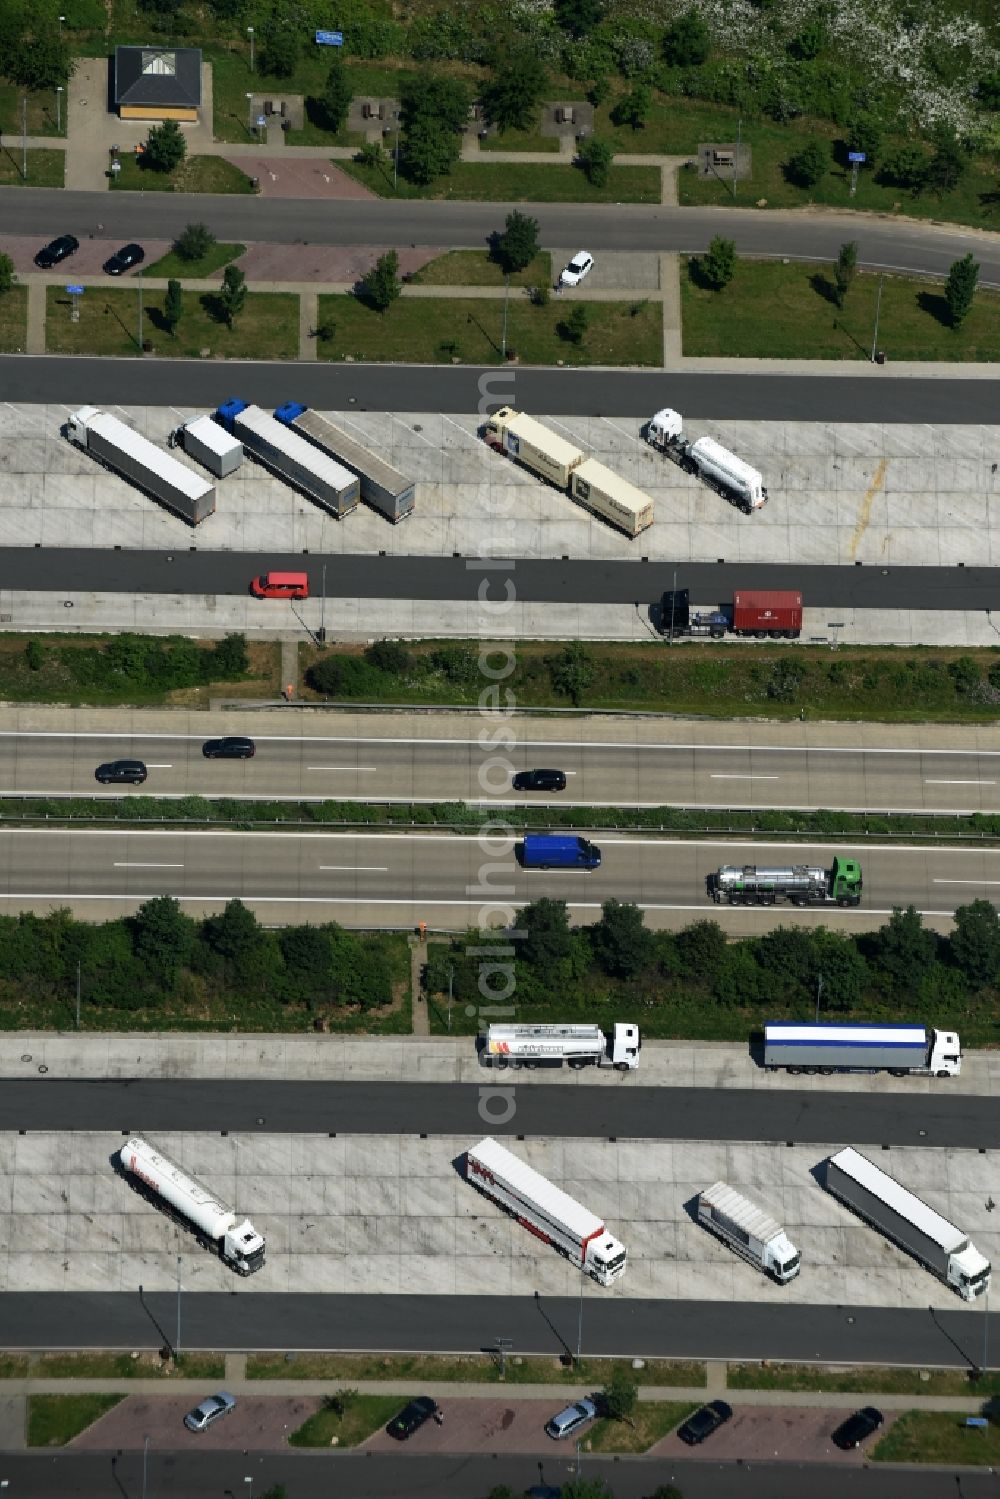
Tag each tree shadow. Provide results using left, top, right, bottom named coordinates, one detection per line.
left=686, top=257, right=714, bottom=291
left=978, top=187, right=1000, bottom=210
left=198, top=291, right=233, bottom=328
left=144, top=306, right=172, bottom=336
left=917, top=289, right=953, bottom=329
left=809, top=271, right=839, bottom=306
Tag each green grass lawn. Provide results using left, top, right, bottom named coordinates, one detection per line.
left=110, top=154, right=255, bottom=194
left=340, top=158, right=660, bottom=203
left=681, top=259, right=1000, bottom=361
left=289, top=1395, right=405, bottom=1448
left=27, top=1394, right=123, bottom=1447
left=0, top=83, right=63, bottom=137
left=316, top=293, right=661, bottom=366
left=873, top=1410, right=1000, bottom=1465
left=45, top=285, right=299, bottom=361
left=248, top=1352, right=705, bottom=1387
left=0, top=286, right=28, bottom=353
left=588, top=1402, right=697, bottom=1454
left=208, top=49, right=415, bottom=145
left=144, top=242, right=247, bottom=280
left=594, top=92, right=753, bottom=157
left=410, top=250, right=552, bottom=287
left=729, top=1364, right=1000, bottom=1397
left=0, top=1354, right=29, bottom=1377
left=0, top=145, right=64, bottom=187
left=479, top=117, right=561, bottom=153
left=34, top=1352, right=225, bottom=1379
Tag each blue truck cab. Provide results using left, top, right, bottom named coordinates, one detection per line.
left=520, top=834, right=602, bottom=870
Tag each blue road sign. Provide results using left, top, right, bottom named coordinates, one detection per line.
left=65, top=285, right=84, bottom=295
left=848, top=151, right=866, bottom=162
left=316, top=29, right=343, bottom=45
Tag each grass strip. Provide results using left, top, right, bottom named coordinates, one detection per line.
left=873, top=1409, right=1000, bottom=1465
left=729, top=1363, right=1000, bottom=1397
left=0, top=284, right=28, bottom=353
left=27, top=1394, right=123, bottom=1447
left=409, top=250, right=552, bottom=287
left=144, top=242, right=246, bottom=279
left=339, top=158, right=660, bottom=203
left=289, top=1394, right=404, bottom=1448
left=45, top=285, right=298, bottom=362
left=33, top=1352, right=225, bottom=1379
left=588, top=1401, right=697, bottom=1454
left=247, top=1352, right=705, bottom=1387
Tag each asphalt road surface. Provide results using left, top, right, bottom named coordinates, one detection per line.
left=4, top=355, right=1000, bottom=422
left=0, top=827, right=986, bottom=928
left=2, top=548, right=999, bottom=611
left=0, top=1454, right=983, bottom=1499
left=2, top=1080, right=996, bottom=1148
left=9, top=729, right=1000, bottom=815
left=4, top=187, right=997, bottom=282
left=2, top=1290, right=993, bottom=1370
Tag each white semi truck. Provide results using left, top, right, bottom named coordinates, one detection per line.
left=484, top=1022, right=640, bottom=1071
left=646, top=407, right=767, bottom=512
left=764, top=1022, right=961, bottom=1077
left=119, top=1135, right=265, bottom=1275
left=67, top=406, right=215, bottom=525
left=697, top=1181, right=801, bottom=1283
left=465, top=1136, right=627, bottom=1285
left=824, top=1147, right=990, bottom=1301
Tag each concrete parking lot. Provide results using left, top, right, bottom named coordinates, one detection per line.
left=649, top=1404, right=899, bottom=1463
left=71, top=1391, right=322, bottom=1450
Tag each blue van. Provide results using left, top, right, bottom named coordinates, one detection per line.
left=521, top=835, right=602, bottom=871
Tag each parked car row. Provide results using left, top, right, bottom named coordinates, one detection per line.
left=95, top=737, right=255, bottom=784
left=33, top=234, right=145, bottom=275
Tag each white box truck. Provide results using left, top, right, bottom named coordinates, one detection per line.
left=764, top=1022, right=961, bottom=1078
left=173, top=415, right=243, bottom=478
left=570, top=458, right=654, bottom=537
left=697, top=1181, right=800, bottom=1283
left=646, top=407, right=767, bottom=512
left=483, top=407, right=584, bottom=489
left=465, top=1136, right=627, bottom=1285
left=119, top=1135, right=265, bottom=1275
left=824, top=1146, right=990, bottom=1301
left=67, top=406, right=215, bottom=525
left=484, top=1022, right=640, bottom=1071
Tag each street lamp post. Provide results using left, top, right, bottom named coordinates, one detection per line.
left=575, top=1264, right=585, bottom=1364
left=319, top=561, right=327, bottom=644
left=501, top=273, right=510, bottom=360
left=141, top=1435, right=150, bottom=1499
left=137, top=266, right=143, bottom=353
left=21, top=94, right=27, bottom=181
left=56, top=85, right=64, bottom=133
left=175, top=1255, right=182, bottom=1356
left=393, top=112, right=400, bottom=191
left=246, top=92, right=253, bottom=134
left=247, top=26, right=255, bottom=73
left=815, top=973, right=824, bottom=1023
left=447, top=965, right=454, bottom=1033
left=870, top=272, right=885, bottom=363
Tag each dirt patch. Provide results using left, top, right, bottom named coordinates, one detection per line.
left=221, top=157, right=375, bottom=200
left=235, top=242, right=442, bottom=285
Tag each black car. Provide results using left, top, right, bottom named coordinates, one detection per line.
left=676, top=1400, right=733, bottom=1446
left=35, top=234, right=79, bottom=269
left=832, top=1406, right=884, bottom=1450
left=103, top=242, right=145, bottom=276
left=202, top=736, right=256, bottom=759
left=386, top=1396, right=438, bottom=1440
left=512, top=768, right=567, bottom=792
left=95, top=759, right=148, bottom=785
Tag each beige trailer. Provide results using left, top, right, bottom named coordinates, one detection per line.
left=570, top=457, right=654, bottom=536
left=483, top=407, right=584, bottom=488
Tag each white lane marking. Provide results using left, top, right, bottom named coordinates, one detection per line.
left=145, top=764, right=173, bottom=769
left=925, top=779, right=995, bottom=786
left=709, top=774, right=780, bottom=781
left=319, top=865, right=388, bottom=873
left=113, top=862, right=184, bottom=869
left=934, top=879, right=1000, bottom=886
left=307, top=766, right=378, bottom=773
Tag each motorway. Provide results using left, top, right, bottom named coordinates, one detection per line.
left=4, top=1079, right=998, bottom=1147
left=6, top=728, right=1000, bottom=815
left=2, top=548, right=1000, bottom=611
left=0, top=826, right=987, bottom=928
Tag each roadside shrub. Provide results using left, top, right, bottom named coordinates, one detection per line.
left=364, top=638, right=411, bottom=674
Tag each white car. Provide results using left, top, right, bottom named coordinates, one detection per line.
left=559, top=252, right=594, bottom=287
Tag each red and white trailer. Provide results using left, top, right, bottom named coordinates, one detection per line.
left=465, top=1136, right=627, bottom=1286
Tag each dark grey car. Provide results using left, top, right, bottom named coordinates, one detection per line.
left=202, top=736, right=255, bottom=759
left=95, top=759, right=147, bottom=785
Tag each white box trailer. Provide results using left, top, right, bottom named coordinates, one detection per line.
left=274, top=403, right=415, bottom=522
left=824, top=1146, right=990, bottom=1301
left=764, top=1022, right=961, bottom=1077
left=174, top=415, right=243, bottom=478
left=216, top=399, right=360, bottom=517
left=485, top=1022, right=640, bottom=1070
left=570, top=458, right=654, bottom=537
left=119, top=1134, right=265, bottom=1275
left=483, top=406, right=584, bottom=489
left=465, top=1136, right=627, bottom=1285
left=697, top=1181, right=800, bottom=1283
left=67, top=406, right=215, bottom=525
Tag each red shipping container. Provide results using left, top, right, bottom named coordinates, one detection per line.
left=732, top=590, right=803, bottom=634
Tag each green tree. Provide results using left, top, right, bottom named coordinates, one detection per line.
left=358, top=140, right=385, bottom=170
left=131, top=896, right=195, bottom=985
left=926, top=124, right=968, bottom=194
left=402, top=116, right=459, bottom=184
left=834, top=240, right=857, bottom=309
left=755, top=926, right=817, bottom=998
left=601, top=1365, right=638, bottom=1423
left=562, top=1479, right=617, bottom=1499
left=365, top=637, right=411, bottom=673
left=203, top=898, right=261, bottom=965
left=788, top=17, right=825, bottom=60
left=401, top=74, right=471, bottom=135
left=163, top=278, right=183, bottom=337
left=945, top=252, right=979, bottom=329
left=174, top=222, right=214, bottom=263
left=786, top=138, right=828, bottom=188
left=979, top=70, right=1000, bottom=108
left=649, top=1487, right=684, bottom=1499
left=561, top=303, right=589, bottom=344
left=554, top=0, right=603, bottom=37
left=218, top=264, right=247, bottom=327
left=25, top=638, right=44, bottom=671
left=577, top=135, right=613, bottom=186
left=263, top=28, right=299, bottom=79
left=315, top=54, right=352, bottom=134
left=870, top=905, right=937, bottom=994
left=590, top=900, right=652, bottom=979
left=279, top=924, right=331, bottom=986
left=520, top=898, right=574, bottom=973
left=143, top=118, right=186, bottom=174
left=950, top=900, right=1000, bottom=987
left=546, top=641, right=594, bottom=704
left=882, top=142, right=926, bottom=192
left=11, top=30, right=72, bottom=90
left=259, top=1486, right=288, bottom=1499
left=212, top=633, right=249, bottom=678
left=482, top=48, right=548, bottom=132
left=676, top=920, right=727, bottom=980
left=361, top=249, right=401, bottom=312
left=663, top=8, right=710, bottom=66
left=611, top=82, right=652, bottom=130
left=494, top=210, right=540, bottom=275
left=812, top=930, right=869, bottom=1012
left=846, top=111, right=882, bottom=169
left=700, top=234, right=737, bottom=290
left=0, top=252, right=15, bottom=295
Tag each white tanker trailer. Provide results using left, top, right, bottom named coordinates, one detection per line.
left=119, top=1135, right=265, bottom=1275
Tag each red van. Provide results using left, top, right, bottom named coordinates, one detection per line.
left=250, top=571, right=309, bottom=600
